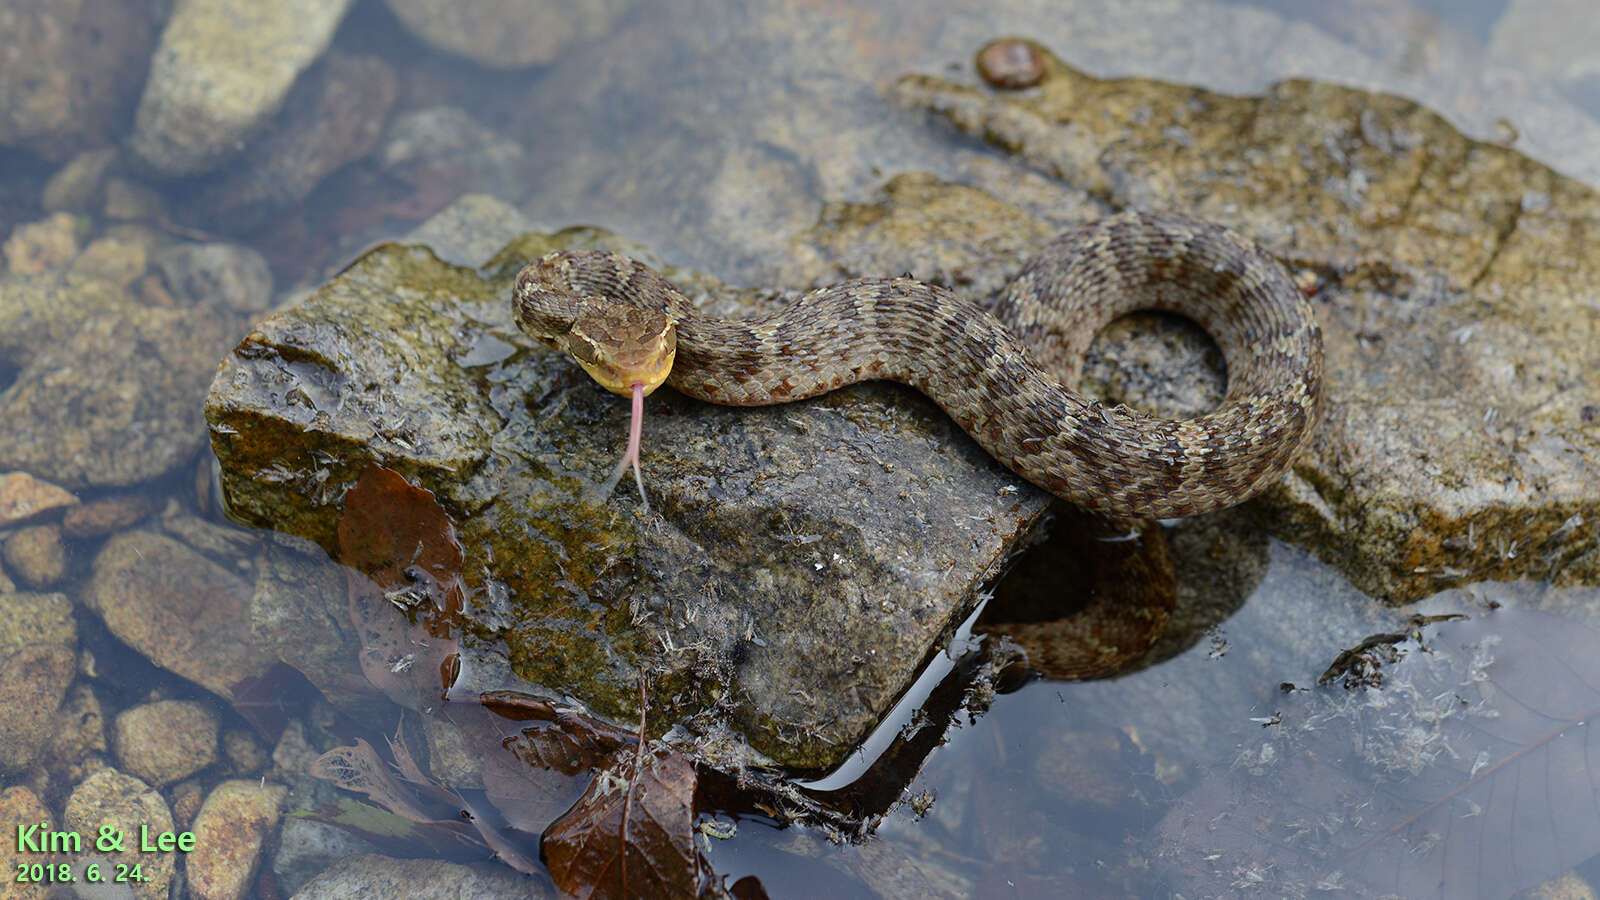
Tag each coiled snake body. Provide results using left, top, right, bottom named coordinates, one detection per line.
left=514, top=212, right=1322, bottom=520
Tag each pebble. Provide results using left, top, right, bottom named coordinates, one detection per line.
left=70, top=235, right=151, bottom=288
left=0, top=643, right=75, bottom=774
left=2, top=523, right=67, bottom=588
left=112, top=700, right=219, bottom=787
left=187, top=779, right=288, bottom=900
left=154, top=243, right=275, bottom=313
left=82, top=532, right=274, bottom=700
left=61, top=493, right=157, bottom=538
left=41, top=147, right=120, bottom=213
left=43, top=682, right=109, bottom=785
left=0, top=471, right=77, bottom=528
left=62, top=769, right=177, bottom=898
left=129, top=0, right=358, bottom=176
left=290, top=853, right=547, bottom=899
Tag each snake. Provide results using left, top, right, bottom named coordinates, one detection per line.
left=513, top=211, right=1323, bottom=521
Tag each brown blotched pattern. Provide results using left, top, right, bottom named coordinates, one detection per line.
left=515, top=212, right=1322, bottom=520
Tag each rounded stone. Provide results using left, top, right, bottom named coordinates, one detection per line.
left=0, top=643, right=77, bottom=774
left=82, top=532, right=274, bottom=700
left=187, top=779, right=288, bottom=900
left=2, top=524, right=67, bottom=588
left=291, top=853, right=543, bottom=899
left=0, top=0, right=156, bottom=161
left=0, top=471, right=78, bottom=529
left=112, top=700, right=219, bottom=787
left=0, top=592, right=75, bottom=659
left=62, top=769, right=176, bottom=898
left=154, top=243, right=274, bottom=313
left=3, top=212, right=81, bottom=276
left=60, top=493, right=157, bottom=538
left=976, top=39, right=1046, bottom=90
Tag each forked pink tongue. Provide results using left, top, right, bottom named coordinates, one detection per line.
left=596, top=382, right=649, bottom=510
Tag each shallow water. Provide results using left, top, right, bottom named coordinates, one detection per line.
left=2, top=1, right=1597, bottom=898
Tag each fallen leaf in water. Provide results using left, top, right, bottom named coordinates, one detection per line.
left=337, top=463, right=464, bottom=707
left=1156, top=607, right=1600, bottom=900
left=337, top=462, right=465, bottom=616
left=309, top=737, right=456, bottom=826
left=543, top=745, right=705, bottom=899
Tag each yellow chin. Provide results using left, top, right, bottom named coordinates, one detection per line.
left=574, top=343, right=676, bottom=398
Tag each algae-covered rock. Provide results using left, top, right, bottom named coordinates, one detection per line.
left=893, top=49, right=1600, bottom=602
left=205, top=235, right=1048, bottom=770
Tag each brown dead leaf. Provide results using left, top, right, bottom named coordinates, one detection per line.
left=543, top=745, right=704, bottom=899
left=337, top=464, right=464, bottom=707
left=337, top=462, right=465, bottom=617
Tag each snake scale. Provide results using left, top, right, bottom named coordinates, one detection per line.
left=513, top=211, right=1323, bottom=521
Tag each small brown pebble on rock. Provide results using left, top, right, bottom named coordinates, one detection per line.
left=977, top=39, right=1046, bottom=90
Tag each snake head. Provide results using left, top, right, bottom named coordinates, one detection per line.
left=562, top=299, right=677, bottom=397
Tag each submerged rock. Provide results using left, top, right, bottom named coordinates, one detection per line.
left=893, top=49, right=1600, bottom=602
left=199, top=52, right=398, bottom=233
left=0, top=0, right=156, bottom=162
left=291, top=853, right=545, bottom=899
left=381, top=0, right=632, bottom=69
left=0, top=471, right=77, bottom=528
left=82, top=531, right=276, bottom=700
left=62, top=769, right=177, bottom=899
left=112, top=700, right=219, bottom=787
left=186, top=779, right=287, bottom=900
left=205, top=234, right=1049, bottom=770
left=130, top=0, right=358, bottom=176
left=0, top=301, right=240, bottom=489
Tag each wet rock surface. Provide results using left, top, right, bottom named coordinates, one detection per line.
left=205, top=233, right=1049, bottom=770
left=892, top=49, right=1600, bottom=602
left=380, top=0, right=632, bottom=69
left=130, top=0, right=358, bottom=177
